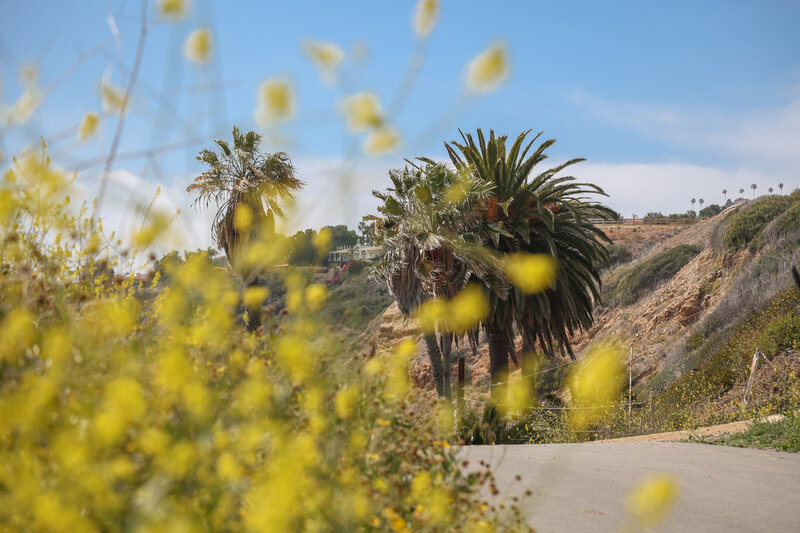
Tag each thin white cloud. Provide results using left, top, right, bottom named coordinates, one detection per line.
left=568, top=89, right=800, bottom=172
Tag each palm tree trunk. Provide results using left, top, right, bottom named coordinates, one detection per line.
left=423, top=333, right=444, bottom=397
left=521, top=336, right=536, bottom=402
left=486, top=321, right=509, bottom=407
left=441, top=332, right=453, bottom=400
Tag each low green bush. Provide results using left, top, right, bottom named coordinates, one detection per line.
left=602, top=244, right=702, bottom=307
left=723, top=196, right=795, bottom=251
left=774, top=201, right=800, bottom=238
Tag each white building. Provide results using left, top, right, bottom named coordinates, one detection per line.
left=328, top=244, right=383, bottom=267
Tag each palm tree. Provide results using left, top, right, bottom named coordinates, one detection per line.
left=751, top=183, right=757, bottom=198
left=722, top=189, right=727, bottom=204
left=739, top=188, right=745, bottom=198
left=691, top=198, right=696, bottom=214
left=187, top=126, right=304, bottom=329
left=446, top=129, right=615, bottom=405
left=779, top=183, right=784, bottom=195
left=369, top=159, right=497, bottom=399
left=768, top=187, right=773, bottom=195
left=698, top=198, right=704, bottom=214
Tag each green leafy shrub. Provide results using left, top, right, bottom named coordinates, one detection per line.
left=722, top=196, right=795, bottom=251
left=602, top=244, right=702, bottom=307
left=774, top=201, right=800, bottom=238
left=699, top=204, right=723, bottom=218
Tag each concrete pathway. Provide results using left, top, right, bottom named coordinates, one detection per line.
left=459, top=442, right=800, bottom=532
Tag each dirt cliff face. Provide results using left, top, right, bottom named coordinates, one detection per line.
left=364, top=214, right=751, bottom=393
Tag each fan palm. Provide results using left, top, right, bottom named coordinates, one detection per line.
left=187, top=126, right=303, bottom=328
left=722, top=189, right=727, bottom=203
left=446, top=129, right=615, bottom=405
left=369, top=159, right=499, bottom=398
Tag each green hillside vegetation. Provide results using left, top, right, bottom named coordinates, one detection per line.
left=710, top=414, right=800, bottom=452
left=320, top=268, right=393, bottom=335
left=722, top=193, right=799, bottom=252
left=601, top=244, right=702, bottom=307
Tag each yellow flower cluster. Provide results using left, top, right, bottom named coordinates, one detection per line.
left=0, top=145, right=519, bottom=530
left=466, top=44, right=509, bottom=93
left=184, top=28, right=213, bottom=64
left=414, top=283, right=489, bottom=334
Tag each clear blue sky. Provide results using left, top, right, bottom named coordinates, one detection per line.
left=1, top=0, right=799, bottom=248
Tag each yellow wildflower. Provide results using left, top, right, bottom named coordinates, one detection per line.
left=77, top=112, right=100, bottom=141
left=504, top=252, right=557, bottom=294
left=466, top=43, right=509, bottom=93
left=305, top=284, right=328, bottom=312
left=413, top=0, right=440, bottom=38
left=101, top=78, right=128, bottom=114
left=626, top=474, right=678, bottom=527
left=243, top=286, right=269, bottom=310
left=565, top=342, right=625, bottom=430
left=184, top=28, right=212, bottom=63
left=342, top=92, right=384, bottom=132
left=303, top=40, right=344, bottom=70
left=158, top=0, right=190, bottom=19
left=364, top=126, right=400, bottom=156
left=255, top=78, right=295, bottom=125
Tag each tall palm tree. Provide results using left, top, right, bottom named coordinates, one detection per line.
left=691, top=198, right=696, bottom=212
left=739, top=188, right=745, bottom=198
left=698, top=198, right=704, bottom=212
left=369, top=159, right=498, bottom=398
left=779, top=183, right=784, bottom=195
left=751, top=183, right=757, bottom=198
left=768, top=187, right=773, bottom=195
left=722, top=189, right=727, bottom=204
left=187, top=126, right=303, bottom=329
left=446, top=129, right=615, bottom=405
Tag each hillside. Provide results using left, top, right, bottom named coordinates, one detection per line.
left=359, top=194, right=800, bottom=432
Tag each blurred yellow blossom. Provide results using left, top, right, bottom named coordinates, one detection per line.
left=255, top=78, right=295, bottom=125
left=184, top=28, right=212, bottom=63
left=626, top=474, right=678, bottom=528
left=101, top=78, right=128, bottom=114
left=234, top=203, right=253, bottom=231
left=313, top=226, right=332, bottom=254
left=0, top=307, right=36, bottom=363
left=305, top=284, right=328, bottom=312
left=364, top=125, right=400, bottom=156
left=413, top=0, right=440, bottom=38
left=1, top=87, right=42, bottom=125
left=335, top=385, right=360, bottom=419
left=77, top=112, right=100, bottom=141
left=466, top=43, right=509, bottom=93
left=303, top=40, right=344, bottom=70
left=243, top=286, right=269, bottom=310
left=342, top=92, right=384, bottom=132
left=414, top=283, right=488, bottom=334
left=158, top=0, right=190, bottom=19
left=506, top=378, right=533, bottom=416
left=565, top=341, right=625, bottom=429
left=504, top=252, right=557, bottom=294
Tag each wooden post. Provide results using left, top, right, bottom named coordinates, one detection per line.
left=743, top=349, right=760, bottom=406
